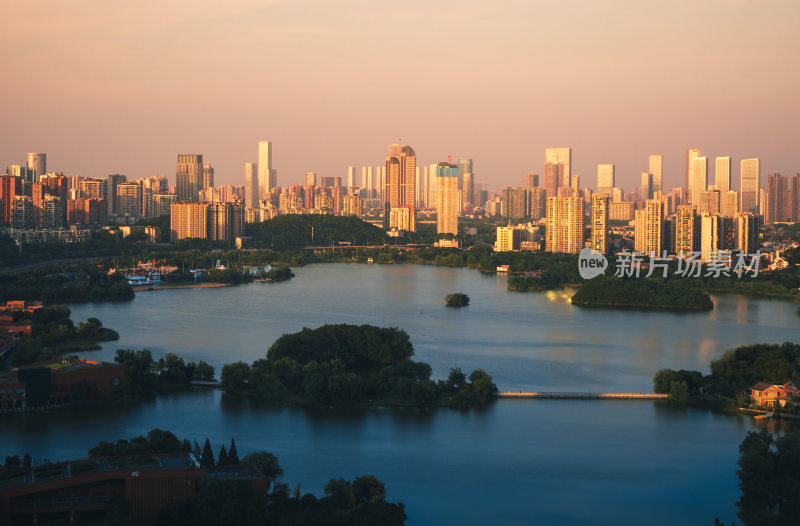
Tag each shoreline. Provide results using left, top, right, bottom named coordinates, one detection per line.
left=135, top=282, right=230, bottom=291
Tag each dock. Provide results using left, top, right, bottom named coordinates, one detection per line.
left=498, top=392, right=669, bottom=400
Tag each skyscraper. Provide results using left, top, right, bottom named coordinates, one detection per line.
left=590, top=194, right=609, bottom=254
left=458, top=159, right=472, bottom=191
left=26, top=153, right=46, bottom=182
left=543, top=162, right=563, bottom=200
left=686, top=149, right=700, bottom=203
left=462, top=172, right=474, bottom=208
left=384, top=144, right=416, bottom=230
left=203, top=164, right=214, bottom=190
left=347, top=166, right=356, bottom=188
left=436, top=162, right=459, bottom=236
left=715, top=156, right=731, bottom=192
left=641, top=172, right=653, bottom=200
left=545, top=148, right=572, bottom=188
left=740, top=158, right=761, bottom=214
left=690, top=156, right=708, bottom=208
left=306, top=172, right=317, bottom=187
left=244, top=163, right=258, bottom=208
left=176, top=155, right=203, bottom=202
left=648, top=155, right=663, bottom=194
left=596, top=164, right=614, bottom=195
left=257, top=141, right=276, bottom=201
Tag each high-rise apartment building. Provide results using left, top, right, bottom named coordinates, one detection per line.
left=675, top=205, right=698, bottom=255
left=597, top=164, right=614, bottom=194
left=649, top=155, right=663, bottom=194
left=208, top=203, right=244, bottom=242
left=789, top=175, right=800, bottom=222
left=170, top=202, right=208, bottom=241
left=524, top=173, right=539, bottom=190
left=347, top=166, right=356, bottom=189
left=1, top=174, right=20, bottom=224
left=545, top=196, right=584, bottom=254
left=496, top=226, right=521, bottom=252
left=734, top=213, right=761, bottom=254
left=26, top=153, right=46, bottom=182
left=740, top=158, right=760, bottom=214
left=462, top=172, right=474, bottom=207
left=528, top=187, right=546, bottom=220
left=545, top=148, right=572, bottom=188
left=590, top=194, right=609, bottom=254
left=698, top=190, right=721, bottom=215
left=176, top=155, right=203, bottom=202
left=384, top=144, right=416, bottom=230
left=634, top=199, right=662, bottom=256
left=723, top=190, right=738, bottom=218
left=501, top=187, right=527, bottom=219
left=715, top=157, right=731, bottom=192
left=116, top=182, right=142, bottom=218
left=342, top=194, right=362, bottom=217
left=766, top=173, right=788, bottom=224
left=699, top=214, right=733, bottom=262
left=436, top=162, right=459, bottom=236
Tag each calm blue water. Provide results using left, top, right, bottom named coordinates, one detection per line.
left=2, top=263, right=798, bottom=524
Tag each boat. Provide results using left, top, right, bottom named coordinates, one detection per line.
left=125, top=271, right=161, bottom=287
left=753, top=413, right=773, bottom=420
left=367, top=258, right=374, bottom=264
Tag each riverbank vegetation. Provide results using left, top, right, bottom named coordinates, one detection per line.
left=221, top=324, right=497, bottom=408
left=571, top=277, right=714, bottom=311
left=6, top=305, right=119, bottom=367
left=264, top=265, right=294, bottom=282
left=0, top=264, right=134, bottom=304
left=113, top=349, right=215, bottom=397
left=653, top=342, right=800, bottom=410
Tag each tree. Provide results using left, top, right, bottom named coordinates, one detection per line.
left=193, top=360, right=215, bottom=381
left=228, top=438, right=239, bottom=464
left=147, top=429, right=182, bottom=454
left=736, top=429, right=800, bottom=525
left=352, top=475, right=387, bottom=504
left=4, top=455, right=20, bottom=469
left=241, top=451, right=282, bottom=489
left=201, top=438, right=215, bottom=467
left=445, top=293, right=470, bottom=307
left=218, top=445, right=229, bottom=465
left=23, top=453, right=31, bottom=467
left=324, top=478, right=356, bottom=509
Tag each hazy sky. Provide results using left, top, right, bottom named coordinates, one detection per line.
left=1, top=0, right=798, bottom=192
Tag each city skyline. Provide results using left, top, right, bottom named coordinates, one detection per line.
left=1, top=1, right=798, bottom=190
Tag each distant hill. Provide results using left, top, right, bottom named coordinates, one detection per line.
left=243, top=215, right=388, bottom=249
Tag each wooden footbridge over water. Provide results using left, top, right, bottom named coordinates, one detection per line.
left=497, top=392, right=669, bottom=400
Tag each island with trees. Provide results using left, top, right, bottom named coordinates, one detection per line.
left=113, top=348, right=215, bottom=398
left=221, top=324, right=496, bottom=407
left=570, top=277, right=714, bottom=311
left=445, top=293, right=469, bottom=307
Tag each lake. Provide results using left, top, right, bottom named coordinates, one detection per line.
left=3, top=263, right=798, bottom=524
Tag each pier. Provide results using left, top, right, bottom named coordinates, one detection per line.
left=498, top=392, right=669, bottom=400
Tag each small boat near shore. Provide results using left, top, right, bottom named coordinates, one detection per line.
left=753, top=413, right=773, bottom=420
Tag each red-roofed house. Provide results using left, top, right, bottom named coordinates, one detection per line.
left=748, top=382, right=799, bottom=409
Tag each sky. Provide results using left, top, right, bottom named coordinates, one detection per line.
left=1, top=0, right=799, bottom=192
